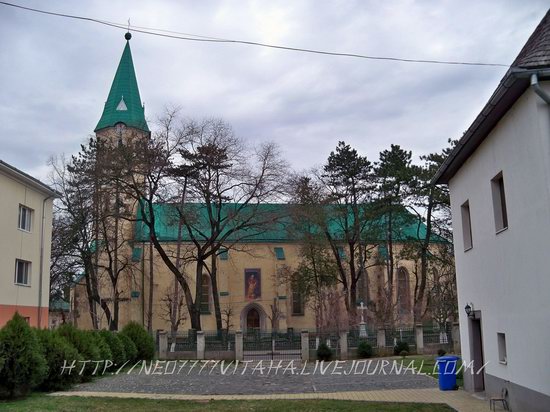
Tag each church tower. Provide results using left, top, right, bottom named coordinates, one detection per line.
left=95, top=32, right=150, bottom=142
left=86, top=32, right=149, bottom=330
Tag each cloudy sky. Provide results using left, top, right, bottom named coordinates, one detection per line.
left=0, top=1, right=548, bottom=180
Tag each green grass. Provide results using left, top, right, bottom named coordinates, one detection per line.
left=0, top=394, right=454, bottom=411
left=405, top=355, right=463, bottom=387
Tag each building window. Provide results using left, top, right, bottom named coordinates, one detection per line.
left=131, top=247, right=142, bottom=262
left=15, top=259, right=31, bottom=285
left=274, top=247, right=285, bottom=260
left=18, top=205, right=32, bottom=232
left=292, top=290, right=304, bottom=315
left=497, top=332, right=507, bottom=364
left=491, top=173, right=508, bottom=232
left=200, top=275, right=210, bottom=314
left=219, top=249, right=229, bottom=260
left=461, top=201, right=473, bottom=251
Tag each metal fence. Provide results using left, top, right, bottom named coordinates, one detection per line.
left=385, top=326, right=416, bottom=348
left=204, top=330, right=235, bottom=359
left=347, top=327, right=378, bottom=349
left=308, top=330, right=341, bottom=358
left=423, top=323, right=452, bottom=345
left=167, top=330, right=197, bottom=352
left=243, top=330, right=301, bottom=360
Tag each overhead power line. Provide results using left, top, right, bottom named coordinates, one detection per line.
left=0, top=1, right=510, bottom=68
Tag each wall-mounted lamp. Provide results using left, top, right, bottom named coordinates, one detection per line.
left=464, top=303, right=474, bottom=318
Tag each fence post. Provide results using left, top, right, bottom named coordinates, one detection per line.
left=196, top=331, right=205, bottom=360
left=339, top=331, right=348, bottom=360
left=235, top=330, right=243, bottom=361
left=301, top=330, right=309, bottom=362
left=415, top=324, right=424, bottom=354
left=158, top=330, right=168, bottom=359
left=452, top=322, right=461, bottom=353
left=377, top=328, right=386, bottom=350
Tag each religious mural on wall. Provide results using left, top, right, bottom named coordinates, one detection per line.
left=245, top=269, right=261, bottom=300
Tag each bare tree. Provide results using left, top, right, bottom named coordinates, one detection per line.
left=50, top=133, right=141, bottom=331
left=159, top=283, right=187, bottom=337
left=103, top=112, right=288, bottom=331
left=221, top=305, right=234, bottom=334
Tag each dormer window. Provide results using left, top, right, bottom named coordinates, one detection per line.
left=116, top=96, right=128, bottom=111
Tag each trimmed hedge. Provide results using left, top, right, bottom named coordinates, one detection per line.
left=0, top=313, right=47, bottom=398
left=120, top=322, right=155, bottom=361
left=35, top=328, right=83, bottom=391
left=117, top=332, right=138, bottom=363
left=99, top=330, right=126, bottom=366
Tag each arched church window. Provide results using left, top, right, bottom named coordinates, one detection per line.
left=292, top=289, right=305, bottom=315
left=397, top=267, right=411, bottom=314
left=200, top=275, right=210, bottom=314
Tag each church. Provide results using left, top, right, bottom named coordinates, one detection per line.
left=71, top=32, right=444, bottom=334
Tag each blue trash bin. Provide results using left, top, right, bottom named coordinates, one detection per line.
left=436, top=355, right=460, bottom=390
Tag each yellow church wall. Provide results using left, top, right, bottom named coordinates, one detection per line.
left=72, top=239, right=431, bottom=333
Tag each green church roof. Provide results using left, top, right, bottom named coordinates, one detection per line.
left=95, top=35, right=149, bottom=133
left=134, top=203, right=446, bottom=244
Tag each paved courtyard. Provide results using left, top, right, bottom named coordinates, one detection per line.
left=71, top=359, right=438, bottom=395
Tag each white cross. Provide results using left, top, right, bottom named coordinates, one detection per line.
left=358, top=301, right=367, bottom=324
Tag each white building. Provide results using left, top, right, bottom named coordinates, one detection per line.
left=433, top=11, right=550, bottom=412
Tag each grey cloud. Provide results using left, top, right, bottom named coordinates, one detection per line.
left=0, top=0, right=548, bottom=180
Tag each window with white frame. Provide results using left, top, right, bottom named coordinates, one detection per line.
left=18, top=205, right=32, bottom=231
left=15, top=259, right=31, bottom=285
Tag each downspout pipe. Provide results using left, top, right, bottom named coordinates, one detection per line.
left=531, top=73, right=550, bottom=105
left=37, top=195, right=52, bottom=328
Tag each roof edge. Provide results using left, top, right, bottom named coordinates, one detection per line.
left=0, top=160, right=60, bottom=197
left=432, top=69, right=550, bottom=185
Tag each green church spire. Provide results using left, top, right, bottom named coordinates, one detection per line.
left=95, top=33, right=149, bottom=133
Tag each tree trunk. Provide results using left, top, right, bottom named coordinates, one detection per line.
left=147, top=238, right=154, bottom=332
left=110, top=293, right=119, bottom=331
left=414, top=193, right=433, bottom=324
left=210, top=253, right=223, bottom=331
left=192, top=258, right=204, bottom=331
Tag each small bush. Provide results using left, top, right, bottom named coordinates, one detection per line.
left=99, top=330, right=126, bottom=366
left=35, top=328, right=82, bottom=391
left=316, top=343, right=332, bottom=361
left=0, top=313, right=47, bottom=398
left=117, top=332, right=138, bottom=363
left=56, top=324, right=101, bottom=381
left=399, top=350, right=409, bottom=357
left=393, top=341, right=410, bottom=356
left=357, top=341, right=373, bottom=358
left=121, top=322, right=155, bottom=361
left=437, top=348, right=447, bottom=357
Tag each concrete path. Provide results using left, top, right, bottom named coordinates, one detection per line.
left=51, top=388, right=490, bottom=412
